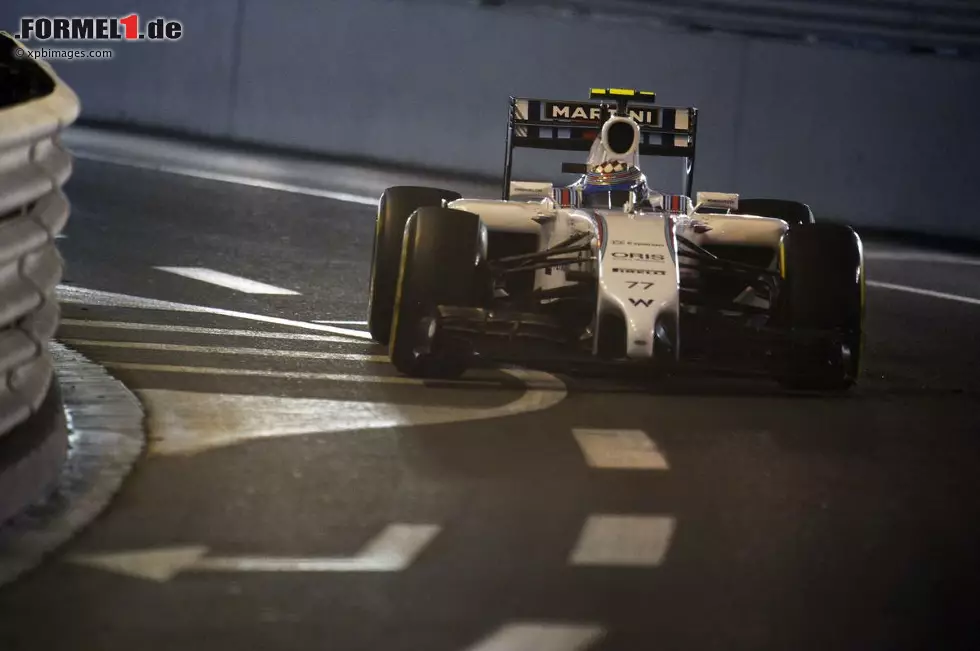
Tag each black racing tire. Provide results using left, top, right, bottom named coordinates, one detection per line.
left=738, top=198, right=815, bottom=226
left=774, top=223, right=865, bottom=391
left=368, top=186, right=461, bottom=344
left=389, top=207, right=485, bottom=378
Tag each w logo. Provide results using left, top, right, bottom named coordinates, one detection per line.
left=629, top=298, right=654, bottom=307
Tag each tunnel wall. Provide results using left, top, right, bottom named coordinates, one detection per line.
left=3, top=0, right=979, bottom=238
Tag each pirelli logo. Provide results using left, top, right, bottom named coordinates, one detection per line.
left=612, top=267, right=667, bottom=276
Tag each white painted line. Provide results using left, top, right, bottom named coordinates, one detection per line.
left=102, top=362, right=485, bottom=384
left=866, top=250, right=980, bottom=266
left=58, top=319, right=374, bottom=345
left=60, top=340, right=387, bottom=362
left=54, top=286, right=569, bottom=456
left=68, top=523, right=440, bottom=582
left=138, top=368, right=566, bottom=456
left=462, top=622, right=605, bottom=651
left=569, top=515, right=676, bottom=567
left=867, top=280, right=980, bottom=306
left=572, top=428, right=668, bottom=470
left=72, top=151, right=379, bottom=206
left=57, top=285, right=374, bottom=340
left=153, top=267, right=300, bottom=295
left=313, top=320, right=369, bottom=325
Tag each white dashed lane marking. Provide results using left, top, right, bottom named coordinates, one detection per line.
left=461, top=622, right=605, bottom=651
left=569, top=515, right=676, bottom=567
left=572, top=428, right=668, bottom=470
left=153, top=267, right=301, bottom=295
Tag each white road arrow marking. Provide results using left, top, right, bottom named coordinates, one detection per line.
left=68, top=523, right=440, bottom=582
left=69, top=546, right=207, bottom=582
left=462, top=622, right=605, bottom=651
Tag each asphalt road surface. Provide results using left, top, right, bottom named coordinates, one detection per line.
left=1, top=139, right=979, bottom=651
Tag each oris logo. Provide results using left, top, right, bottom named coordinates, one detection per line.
left=612, top=252, right=665, bottom=262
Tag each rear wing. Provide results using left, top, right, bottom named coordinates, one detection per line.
left=501, top=90, right=698, bottom=200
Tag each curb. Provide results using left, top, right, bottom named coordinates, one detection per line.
left=0, top=342, right=145, bottom=587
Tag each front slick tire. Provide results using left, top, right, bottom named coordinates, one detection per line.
left=389, top=207, right=484, bottom=378
left=368, top=186, right=461, bottom=345
left=775, top=223, right=864, bottom=391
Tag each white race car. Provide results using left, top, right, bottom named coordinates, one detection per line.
left=367, top=89, right=865, bottom=390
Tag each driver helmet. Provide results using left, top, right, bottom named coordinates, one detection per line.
left=582, top=160, right=646, bottom=209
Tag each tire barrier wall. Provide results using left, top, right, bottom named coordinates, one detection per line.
left=0, top=33, right=80, bottom=526
left=1, top=0, right=979, bottom=239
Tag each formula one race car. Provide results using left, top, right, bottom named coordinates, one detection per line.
left=367, top=89, right=865, bottom=390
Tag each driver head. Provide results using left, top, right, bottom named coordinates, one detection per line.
left=582, top=162, right=646, bottom=209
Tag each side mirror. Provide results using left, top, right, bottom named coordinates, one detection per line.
left=696, top=191, right=739, bottom=211
left=508, top=181, right=553, bottom=200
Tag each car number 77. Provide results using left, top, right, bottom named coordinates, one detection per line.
left=626, top=281, right=656, bottom=290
